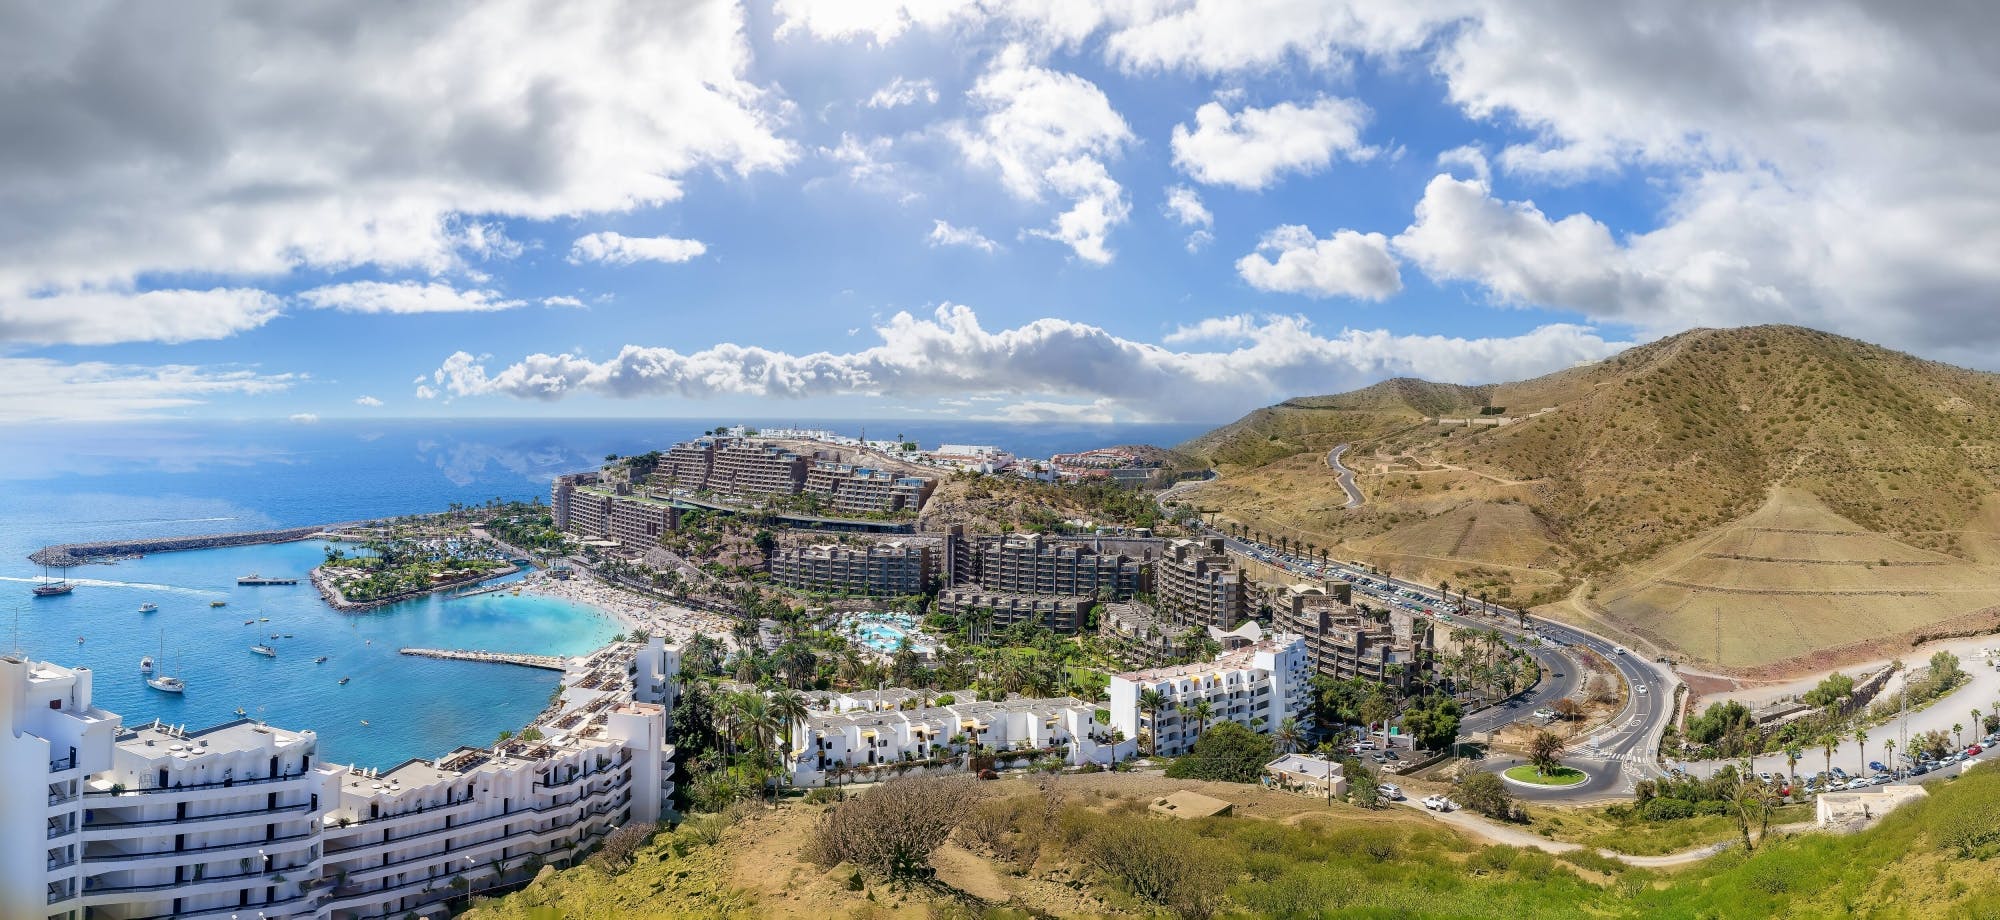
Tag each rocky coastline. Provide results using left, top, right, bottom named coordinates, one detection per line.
left=309, top=562, right=522, bottom=613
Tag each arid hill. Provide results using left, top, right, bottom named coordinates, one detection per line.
left=1180, top=325, right=2000, bottom=674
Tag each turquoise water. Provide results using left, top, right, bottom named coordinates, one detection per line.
left=841, top=612, right=935, bottom=654
left=12, top=539, right=618, bottom=769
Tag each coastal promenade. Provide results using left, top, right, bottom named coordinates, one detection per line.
left=398, top=647, right=569, bottom=670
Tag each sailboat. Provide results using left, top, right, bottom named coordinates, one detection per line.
left=250, top=643, right=277, bottom=658
left=33, top=565, right=73, bottom=597
left=146, top=634, right=185, bottom=693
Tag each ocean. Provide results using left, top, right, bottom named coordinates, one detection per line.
left=0, top=417, right=1212, bottom=768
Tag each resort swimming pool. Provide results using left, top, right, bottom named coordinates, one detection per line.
left=841, top=612, right=939, bottom=655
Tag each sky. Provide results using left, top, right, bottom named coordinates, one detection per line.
left=3, top=1, right=1998, bottom=425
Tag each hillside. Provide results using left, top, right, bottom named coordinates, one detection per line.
left=1181, top=325, right=2000, bottom=673
left=462, top=765, right=2000, bottom=919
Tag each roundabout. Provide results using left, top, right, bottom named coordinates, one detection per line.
left=1503, top=764, right=1589, bottom=787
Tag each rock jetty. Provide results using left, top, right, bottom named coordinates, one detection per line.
left=398, top=648, right=568, bottom=671
left=29, top=526, right=335, bottom=567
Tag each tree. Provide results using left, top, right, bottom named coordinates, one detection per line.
left=1341, top=756, right=1381, bottom=808
left=806, top=774, right=979, bottom=881
left=1457, top=771, right=1514, bottom=820
left=1137, top=689, right=1166, bottom=756
left=1528, top=730, right=1566, bottom=776
left=1163, top=722, right=1274, bottom=784
left=1956, top=723, right=1966, bottom=751
left=1883, top=739, right=1897, bottom=776
left=1854, top=728, right=1868, bottom=773
left=1551, top=699, right=1584, bottom=722
left=1783, top=743, right=1803, bottom=786
left=1274, top=717, right=1304, bottom=755
left=1187, top=699, right=1216, bottom=743
left=1821, top=734, right=1836, bottom=779
left=1400, top=695, right=1463, bottom=753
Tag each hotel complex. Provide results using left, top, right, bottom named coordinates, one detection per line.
left=1154, top=537, right=1250, bottom=630
left=785, top=695, right=1134, bottom=788
left=5, top=639, right=679, bottom=920
left=1106, top=633, right=1313, bottom=757
left=768, top=539, right=941, bottom=597
left=1272, top=581, right=1428, bottom=691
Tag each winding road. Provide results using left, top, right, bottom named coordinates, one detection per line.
left=1326, top=444, right=1365, bottom=509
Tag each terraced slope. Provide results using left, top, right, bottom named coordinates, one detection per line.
left=1181, top=325, right=2000, bottom=673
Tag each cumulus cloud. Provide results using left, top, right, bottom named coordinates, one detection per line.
left=354, top=395, right=384, bottom=407
left=1237, top=226, right=1402, bottom=300
left=0, top=1, right=790, bottom=305
left=289, top=413, right=319, bottom=424
left=542, top=296, right=586, bottom=308
left=951, top=46, right=1133, bottom=263
left=866, top=76, right=939, bottom=108
left=567, top=232, right=708, bottom=266
left=297, top=281, right=526, bottom=314
left=818, top=133, right=901, bottom=190
left=1171, top=96, right=1373, bottom=189
left=927, top=220, right=1000, bottom=253
left=0, top=359, right=294, bottom=421
left=1163, top=185, right=1215, bottom=252
left=419, top=304, right=1628, bottom=421
left=0, top=288, right=281, bottom=346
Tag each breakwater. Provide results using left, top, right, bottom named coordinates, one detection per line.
left=28, top=525, right=341, bottom=567
left=399, top=647, right=569, bottom=671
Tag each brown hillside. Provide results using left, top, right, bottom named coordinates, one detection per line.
left=1181, top=325, right=2000, bottom=673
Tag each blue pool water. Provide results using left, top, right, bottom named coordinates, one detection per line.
left=843, top=612, right=936, bottom=654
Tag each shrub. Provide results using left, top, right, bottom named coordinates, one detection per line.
left=1080, top=817, right=1235, bottom=919
left=585, top=822, right=655, bottom=874
left=1643, top=798, right=1696, bottom=821
left=806, top=774, right=981, bottom=881
left=1163, top=722, right=1275, bottom=784
left=1458, top=771, right=1515, bottom=820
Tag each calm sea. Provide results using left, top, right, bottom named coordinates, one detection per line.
left=0, top=418, right=1212, bottom=768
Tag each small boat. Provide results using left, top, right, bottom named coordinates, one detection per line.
left=251, top=644, right=277, bottom=657
left=139, top=603, right=158, bottom=613
left=259, top=617, right=269, bottom=622
left=269, top=634, right=280, bottom=640
left=140, top=656, right=153, bottom=674
left=359, top=720, right=370, bottom=726
left=314, top=656, right=329, bottom=664
left=244, top=620, right=254, bottom=625
left=210, top=600, right=227, bottom=608
left=234, top=707, right=247, bottom=717
left=282, top=634, right=293, bottom=639
left=338, top=677, right=350, bottom=686
left=76, top=636, right=85, bottom=644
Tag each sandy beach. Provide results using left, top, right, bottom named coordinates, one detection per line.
left=515, top=570, right=738, bottom=650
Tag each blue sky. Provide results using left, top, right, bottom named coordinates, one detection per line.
left=3, top=2, right=1995, bottom=424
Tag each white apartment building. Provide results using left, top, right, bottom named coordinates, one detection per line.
left=785, top=696, right=1134, bottom=788
left=1107, top=633, right=1314, bottom=757
left=5, top=638, right=681, bottom=920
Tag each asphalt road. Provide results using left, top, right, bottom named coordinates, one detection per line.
left=1326, top=444, right=1366, bottom=509
left=1204, top=527, right=1676, bottom=796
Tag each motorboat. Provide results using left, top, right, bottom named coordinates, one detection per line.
left=210, top=600, right=227, bottom=608
left=140, top=656, right=153, bottom=674
left=314, top=656, right=329, bottom=664
left=139, top=602, right=158, bottom=613
left=338, top=677, right=351, bottom=686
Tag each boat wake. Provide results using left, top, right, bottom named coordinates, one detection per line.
left=0, top=576, right=224, bottom=597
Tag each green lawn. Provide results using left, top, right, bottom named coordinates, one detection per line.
left=1505, top=764, right=1588, bottom=786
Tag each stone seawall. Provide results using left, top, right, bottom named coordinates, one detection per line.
left=28, top=526, right=342, bottom=567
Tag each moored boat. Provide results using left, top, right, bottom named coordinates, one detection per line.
left=139, top=602, right=158, bottom=613
left=251, top=644, right=277, bottom=657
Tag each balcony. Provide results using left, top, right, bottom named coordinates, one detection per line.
left=80, top=859, right=312, bottom=897
left=84, top=801, right=315, bottom=838
left=50, top=754, right=76, bottom=773
left=84, top=769, right=312, bottom=799
left=82, top=828, right=315, bottom=865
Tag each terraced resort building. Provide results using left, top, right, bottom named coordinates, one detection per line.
left=4, top=639, right=679, bottom=920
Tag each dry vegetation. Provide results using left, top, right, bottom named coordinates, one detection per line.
left=1183, top=325, right=2000, bottom=674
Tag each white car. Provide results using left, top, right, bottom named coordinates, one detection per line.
left=1380, top=783, right=1405, bottom=801
left=1421, top=794, right=1452, bottom=811
left=1636, top=685, right=1650, bottom=694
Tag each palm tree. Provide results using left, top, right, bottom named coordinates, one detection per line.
left=1188, top=699, right=1216, bottom=743
left=1975, top=708, right=1985, bottom=741
left=771, top=688, right=809, bottom=756
left=1955, top=722, right=1966, bottom=750
left=1882, top=739, right=1897, bottom=776
left=1853, top=728, right=1868, bottom=774
left=1138, top=689, right=1166, bottom=756
left=1783, top=743, right=1803, bottom=787
left=1275, top=717, right=1303, bottom=754
left=1820, top=734, right=1836, bottom=779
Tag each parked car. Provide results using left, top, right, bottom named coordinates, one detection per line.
left=1421, top=794, right=1453, bottom=812
left=1868, top=761, right=1886, bottom=773
left=1380, top=783, right=1405, bottom=801
left=1968, top=744, right=1985, bottom=756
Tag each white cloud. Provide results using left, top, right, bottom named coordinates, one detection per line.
left=979, top=398, right=1120, bottom=424
left=0, top=1, right=790, bottom=305
left=1163, top=185, right=1212, bottom=227
left=421, top=304, right=1628, bottom=421
left=818, top=133, right=900, bottom=188
left=1171, top=96, right=1373, bottom=189
left=354, top=395, right=384, bottom=407
left=567, top=232, right=708, bottom=266
left=1236, top=225, right=1402, bottom=300
left=542, top=296, right=586, bottom=308
left=865, top=76, right=939, bottom=108
left=951, top=46, right=1133, bottom=263
left=1103, top=2, right=1448, bottom=74
left=927, top=220, right=1000, bottom=253
left=0, top=288, right=281, bottom=346
left=0, top=359, right=293, bottom=421
left=1436, top=145, right=1490, bottom=183
left=289, top=413, right=319, bottom=424
left=297, top=281, right=525, bottom=314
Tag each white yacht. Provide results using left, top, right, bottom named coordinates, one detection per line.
left=251, top=643, right=277, bottom=657
left=139, top=656, right=153, bottom=674
left=145, top=633, right=185, bottom=692
left=139, top=602, right=158, bottom=613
